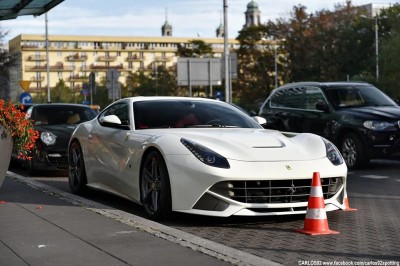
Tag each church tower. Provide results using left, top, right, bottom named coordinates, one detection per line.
left=243, top=0, right=261, bottom=29
left=161, top=8, right=173, bottom=36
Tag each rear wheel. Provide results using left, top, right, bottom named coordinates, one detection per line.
left=340, top=133, right=368, bottom=169
left=140, top=150, right=171, bottom=220
left=68, top=141, right=87, bottom=195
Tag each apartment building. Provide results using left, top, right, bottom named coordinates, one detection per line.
left=8, top=34, right=240, bottom=101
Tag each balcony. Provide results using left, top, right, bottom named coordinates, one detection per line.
left=97, top=55, right=117, bottom=62
left=68, top=75, right=89, bottom=82
left=25, top=63, right=76, bottom=72
left=126, top=55, right=145, bottom=62
left=29, top=76, right=45, bottom=82
left=66, top=53, right=88, bottom=62
left=154, top=56, right=174, bottom=62
left=89, top=64, right=123, bottom=71
left=26, top=55, right=47, bottom=61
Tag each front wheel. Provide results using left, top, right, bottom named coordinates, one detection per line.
left=340, top=133, right=368, bottom=169
left=68, top=141, right=87, bottom=195
left=140, top=150, right=171, bottom=220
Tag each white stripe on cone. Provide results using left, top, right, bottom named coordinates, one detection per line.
left=305, top=208, right=327, bottom=219
left=310, top=186, right=323, bottom=197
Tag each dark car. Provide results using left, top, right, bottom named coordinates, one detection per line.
left=259, top=81, right=400, bottom=169
left=21, top=103, right=97, bottom=173
left=17, top=103, right=35, bottom=113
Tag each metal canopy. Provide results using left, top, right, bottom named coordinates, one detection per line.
left=0, top=0, right=64, bottom=20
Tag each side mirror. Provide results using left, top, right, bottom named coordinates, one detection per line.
left=252, top=116, right=267, bottom=125
left=315, top=101, right=330, bottom=112
left=100, top=115, right=121, bottom=125
left=99, top=115, right=129, bottom=129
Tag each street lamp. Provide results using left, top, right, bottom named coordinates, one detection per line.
left=273, top=43, right=278, bottom=88
left=361, top=15, right=386, bottom=82
left=223, top=0, right=230, bottom=103
left=45, top=12, right=50, bottom=102
left=265, top=37, right=284, bottom=88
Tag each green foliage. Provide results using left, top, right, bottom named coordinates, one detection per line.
left=51, top=79, right=73, bottom=103
left=124, top=66, right=178, bottom=97
left=176, top=40, right=212, bottom=57
left=234, top=1, right=400, bottom=110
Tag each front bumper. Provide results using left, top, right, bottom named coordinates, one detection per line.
left=367, top=131, right=400, bottom=158
left=166, top=155, right=348, bottom=217
left=31, top=149, right=68, bottom=171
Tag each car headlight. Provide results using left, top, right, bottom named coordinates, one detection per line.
left=180, top=138, right=230, bottom=169
left=40, top=131, right=57, bottom=145
left=363, top=121, right=395, bottom=131
left=322, top=138, right=344, bottom=166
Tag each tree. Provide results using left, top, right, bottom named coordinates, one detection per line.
left=0, top=28, right=13, bottom=100
left=51, top=79, right=73, bottom=103
left=377, top=4, right=400, bottom=99
left=235, top=25, right=273, bottom=111
left=153, top=65, right=178, bottom=96
left=176, top=40, right=212, bottom=58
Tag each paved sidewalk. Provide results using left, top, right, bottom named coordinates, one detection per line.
left=0, top=173, right=277, bottom=266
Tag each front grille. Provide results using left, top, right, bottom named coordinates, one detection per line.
left=209, top=177, right=343, bottom=204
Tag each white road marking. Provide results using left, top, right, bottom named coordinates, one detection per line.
left=360, top=175, right=389, bottom=179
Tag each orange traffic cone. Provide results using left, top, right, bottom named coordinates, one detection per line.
left=296, top=172, right=339, bottom=235
left=343, top=189, right=357, bottom=211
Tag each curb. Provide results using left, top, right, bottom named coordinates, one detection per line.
left=6, top=171, right=281, bottom=266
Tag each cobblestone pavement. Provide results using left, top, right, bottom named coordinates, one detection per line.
left=166, top=195, right=400, bottom=265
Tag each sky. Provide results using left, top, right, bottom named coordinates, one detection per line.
left=1, top=0, right=400, bottom=42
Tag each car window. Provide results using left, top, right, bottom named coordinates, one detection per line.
left=99, top=102, right=130, bottom=126
left=33, top=106, right=97, bottom=125
left=270, top=87, right=304, bottom=109
left=325, top=85, right=397, bottom=108
left=133, top=100, right=262, bottom=129
left=304, top=86, right=327, bottom=111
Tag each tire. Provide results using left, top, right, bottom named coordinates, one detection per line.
left=140, top=150, right=172, bottom=220
left=68, top=141, right=87, bottom=195
left=340, top=133, right=368, bottom=169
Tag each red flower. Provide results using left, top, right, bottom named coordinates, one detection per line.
left=0, top=100, right=39, bottom=160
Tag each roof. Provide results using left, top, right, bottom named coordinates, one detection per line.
left=0, top=0, right=64, bottom=20
left=275, top=81, right=371, bottom=90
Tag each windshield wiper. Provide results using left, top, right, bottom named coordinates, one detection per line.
left=186, top=124, right=239, bottom=128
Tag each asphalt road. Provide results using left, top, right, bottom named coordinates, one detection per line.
left=7, top=159, right=400, bottom=265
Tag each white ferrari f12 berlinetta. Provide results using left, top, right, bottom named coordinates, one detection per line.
left=68, top=97, right=347, bottom=220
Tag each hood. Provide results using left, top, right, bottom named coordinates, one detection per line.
left=339, top=106, right=400, bottom=121
left=144, top=128, right=327, bottom=162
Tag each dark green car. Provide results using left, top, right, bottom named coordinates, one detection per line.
left=259, top=81, right=400, bottom=169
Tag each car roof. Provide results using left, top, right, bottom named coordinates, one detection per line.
left=276, top=81, right=371, bottom=90
left=32, top=103, right=93, bottom=108
left=115, top=96, right=223, bottom=104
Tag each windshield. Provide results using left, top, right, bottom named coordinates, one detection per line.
left=324, top=85, right=397, bottom=109
left=133, top=100, right=262, bottom=129
left=33, top=105, right=97, bottom=126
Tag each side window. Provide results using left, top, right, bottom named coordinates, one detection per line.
left=99, top=103, right=130, bottom=126
left=304, top=87, right=326, bottom=111
left=270, top=87, right=305, bottom=109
